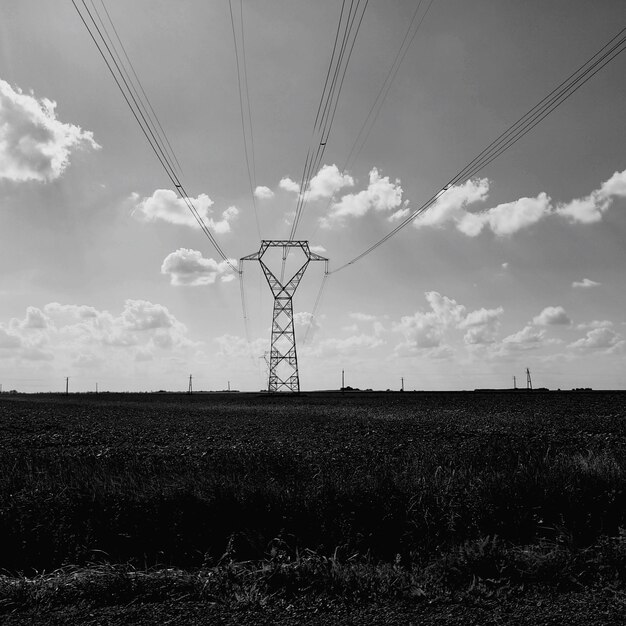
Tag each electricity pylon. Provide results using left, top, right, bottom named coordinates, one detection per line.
left=241, top=241, right=328, bottom=392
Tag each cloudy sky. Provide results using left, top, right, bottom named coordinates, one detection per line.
left=1, top=0, right=625, bottom=392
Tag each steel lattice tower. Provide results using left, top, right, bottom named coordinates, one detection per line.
left=241, top=241, right=328, bottom=392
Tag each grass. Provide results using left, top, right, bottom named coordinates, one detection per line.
left=0, top=391, right=625, bottom=608
left=2, top=535, right=626, bottom=612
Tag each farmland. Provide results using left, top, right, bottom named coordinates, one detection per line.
left=1, top=390, right=626, bottom=623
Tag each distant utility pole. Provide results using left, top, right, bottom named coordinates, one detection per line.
left=228, top=380, right=231, bottom=392
left=513, top=375, right=517, bottom=389
left=401, top=377, right=404, bottom=392
left=96, top=382, right=98, bottom=394
left=526, top=368, right=533, bottom=390
left=342, top=369, right=345, bottom=390
left=188, top=374, right=193, bottom=395
left=65, top=377, right=69, bottom=395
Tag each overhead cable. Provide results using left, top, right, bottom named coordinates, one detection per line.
left=310, top=0, right=436, bottom=244
left=229, top=0, right=262, bottom=239
left=303, top=270, right=329, bottom=345
left=95, top=0, right=183, bottom=176
left=330, top=27, right=626, bottom=274
left=72, top=0, right=236, bottom=271
left=344, top=0, right=435, bottom=172
left=288, top=0, right=369, bottom=241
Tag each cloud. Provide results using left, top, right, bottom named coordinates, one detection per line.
left=0, top=328, right=22, bottom=349
left=503, top=325, right=547, bottom=346
left=572, top=278, right=601, bottom=289
left=214, top=334, right=268, bottom=358
left=0, top=78, right=100, bottom=182
left=410, top=168, right=626, bottom=238
left=293, top=311, right=318, bottom=329
left=459, top=307, right=504, bottom=345
left=308, top=164, right=354, bottom=200
left=0, top=300, right=193, bottom=369
left=532, top=306, right=572, bottom=326
left=414, top=178, right=489, bottom=230
left=279, top=177, right=300, bottom=194
left=20, top=306, right=48, bottom=329
left=254, top=185, right=274, bottom=200
left=569, top=327, right=623, bottom=352
left=322, top=167, right=403, bottom=227
left=161, top=248, right=236, bottom=286
left=576, top=320, right=612, bottom=331
left=426, top=292, right=467, bottom=326
left=395, top=311, right=443, bottom=349
left=393, top=291, right=503, bottom=351
left=121, top=300, right=178, bottom=331
left=460, top=193, right=552, bottom=237
left=307, top=333, right=384, bottom=358
left=309, top=245, right=326, bottom=254
left=133, top=189, right=239, bottom=233
left=416, top=179, right=550, bottom=236
left=350, top=312, right=377, bottom=322
left=556, top=169, right=626, bottom=224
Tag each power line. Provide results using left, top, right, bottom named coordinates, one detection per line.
left=72, top=0, right=236, bottom=271
left=303, top=270, right=329, bottom=345
left=96, top=0, right=183, bottom=176
left=279, top=0, right=368, bottom=285
left=229, top=0, right=261, bottom=239
left=330, top=26, right=626, bottom=274
left=309, top=0, right=435, bottom=245
left=288, top=0, right=369, bottom=242
left=344, top=0, right=435, bottom=172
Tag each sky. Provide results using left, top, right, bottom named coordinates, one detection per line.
left=0, top=0, right=625, bottom=392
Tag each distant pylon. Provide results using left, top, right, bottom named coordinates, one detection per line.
left=513, top=375, right=517, bottom=389
left=241, top=241, right=328, bottom=392
left=188, top=374, right=193, bottom=395
left=65, top=377, right=69, bottom=395
left=526, top=368, right=532, bottom=390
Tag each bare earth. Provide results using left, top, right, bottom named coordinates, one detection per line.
left=4, top=591, right=626, bottom=626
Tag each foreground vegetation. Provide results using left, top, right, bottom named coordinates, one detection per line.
left=1, top=391, right=625, bottom=615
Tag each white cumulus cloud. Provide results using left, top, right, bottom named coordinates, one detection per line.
left=322, top=167, right=403, bottom=227
left=572, top=278, right=601, bottom=289
left=350, top=312, right=377, bottom=322
left=556, top=169, right=626, bottom=224
left=0, top=300, right=193, bottom=370
left=133, top=189, right=239, bottom=233
left=254, top=185, right=274, bottom=200
left=393, top=291, right=503, bottom=351
left=161, top=248, right=236, bottom=286
left=308, top=164, right=354, bottom=200
left=414, top=178, right=490, bottom=230
left=0, top=78, right=100, bottom=182
left=411, top=168, right=626, bottom=238
left=569, top=327, right=623, bottom=352
left=279, top=177, right=300, bottom=194
left=460, top=193, right=552, bottom=237
left=308, top=334, right=384, bottom=358
left=503, top=325, right=547, bottom=345
left=532, top=306, right=572, bottom=326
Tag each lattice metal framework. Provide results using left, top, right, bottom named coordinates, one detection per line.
left=241, top=241, right=328, bottom=392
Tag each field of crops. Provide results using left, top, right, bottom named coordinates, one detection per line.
left=1, top=390, right=626, bottom=621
